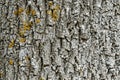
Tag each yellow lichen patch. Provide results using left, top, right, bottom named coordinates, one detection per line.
left=47, top=10, right=52, bottom=15
left=8, top=39, right=15, bottom=48
left=9, top=59, right=14, bottom=65
left=18, top=8, right=24, bottom=13
left=47, top=5, right=60, bottom=21
left=48, top=1, right=53, bottom=7
left=23, top=25, right=31, bottom=31
left=18, top=61, right=22, bottom=65
left=19, top=37, right=26, bottom=43
left=53, top=5, right=60, bottom=10
left=14, top=7, right=24, bottom=15
left=26, top=9, right=36, bottom=16
left=25, top=56, right=30, bottom=61
left=23, top=22, right=33, bottom=31
left=39, top=77, right=44, bottom=80
left=29, top=21, right=33, bottom=26
left=19, top=30, right=25, bottom=37
left=0, top=71, right=3, bottom=78
left=19, top=27, right=25, bottom=37
left=35, top=18, right=41, bottom=23
left=52, top=10, right=59, bottom=21
left=31, top=9, right=36, bottom=16
left=52, top=14, right=58, bottom=21
left=26, top=9, right=31, bottom=15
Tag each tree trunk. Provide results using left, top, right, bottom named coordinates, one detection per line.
left=0, top=0, right=120, bottom=80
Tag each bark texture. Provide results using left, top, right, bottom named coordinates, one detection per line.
left=0, top=0, right=120, bottom=80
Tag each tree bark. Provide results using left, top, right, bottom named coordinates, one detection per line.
left=0, top=0, right=120, bottom=80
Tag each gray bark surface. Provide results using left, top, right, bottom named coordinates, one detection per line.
left=0, top=0, right=120, bottom=80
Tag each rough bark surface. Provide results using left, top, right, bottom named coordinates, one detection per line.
left=0, top=0, right=120, bottom=80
